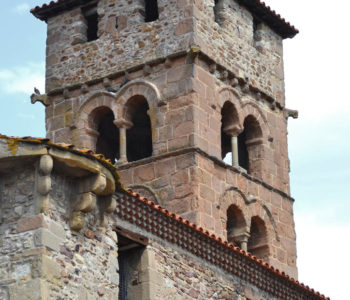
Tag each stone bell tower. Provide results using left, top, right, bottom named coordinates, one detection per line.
left=32, top=0, right=299, bottom=277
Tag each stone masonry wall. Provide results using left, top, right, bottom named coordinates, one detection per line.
left=113, top=219, right=282, bottom=300
left=45, top=0, right=194, bottom=91
left=46, top=58, right=290, bottom=193
left=44, top=0, right=285, bottom=106
left=193, top=0, right=285, bottom=105
left=118, top=150, right=297, bottom=278
left=0, top=156, right=119, bottom=300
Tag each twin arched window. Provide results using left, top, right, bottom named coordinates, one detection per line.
left=226, top=205, right=269, bottom=260
left=89, top=96, right=152, bottom=164
left=221, top=101, right=263, bottom=177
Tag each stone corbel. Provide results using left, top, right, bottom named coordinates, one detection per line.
left=98, top=195, right=117, bottom=227
left=70, top=172, right=110, bottom=231
left=36, top=154, right=53, bottom=213
left=209, top=63, right=217, bottom=74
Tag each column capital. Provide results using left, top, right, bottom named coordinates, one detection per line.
left=223, top=124, right=243, bottom=137
left=113, top=118, right=133, bottom=129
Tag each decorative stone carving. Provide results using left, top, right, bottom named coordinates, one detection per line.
left=36, top=155, right=53, bottom=213
left=30, top=93, right=49, bottom=107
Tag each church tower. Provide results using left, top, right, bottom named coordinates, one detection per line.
left=32, top=0, right=299, bottom=277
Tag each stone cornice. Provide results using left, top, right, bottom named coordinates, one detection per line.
left=45, top=47, right=283, bottom=111
left=117, top=147, right=294, bottom=203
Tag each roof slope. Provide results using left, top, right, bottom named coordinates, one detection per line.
left=31, top=0, right=298, bottom=38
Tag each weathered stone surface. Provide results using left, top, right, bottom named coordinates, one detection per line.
left=34, top=228, right=63, bottom=252
left=17, top=215, right=47, bottom=233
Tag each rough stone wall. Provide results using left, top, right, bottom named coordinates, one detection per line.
left=191, top=63, right=290, bottom=193
left=0, top=158, right=119, bottom=300
left=119, top=150, right=297, bottom=278
left=45, top=56, right=194, bottom=150
left=45, top=0, right=194, bottom=91
left=45, top=59, right=290, bottom=193
left=193, top=0, right=285, bottom=105
left=113, top=219, right=281, bottom=300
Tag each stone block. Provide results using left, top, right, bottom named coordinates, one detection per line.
left=41, top=255, right=61, bottom=285
left=34, top=228, right=63, bottom=252
left=174, top=18, right=193, bottom=35
left=155, top=159, right=175, bottom=178
left=133, top=165, right=155, bottom=183
left=17, top=215, right=47, bottom=233
left=9, top=279, right=48, bottom=300
left=48, top=220, right=66, bottom=239
left=167, top=64, right=192, bottom=83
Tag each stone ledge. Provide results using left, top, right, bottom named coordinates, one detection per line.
left=117, top=147, right=294, bottom=202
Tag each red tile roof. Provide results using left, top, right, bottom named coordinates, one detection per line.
left=117, top=191, right=328, bottom=300
left=30, top=0, right=298, bottom=38
left=0, top=134, right=326, bottom=299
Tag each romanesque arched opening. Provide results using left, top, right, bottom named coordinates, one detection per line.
left=89, top=106, right=119, bottom=163
left=125, top=96, right=153, bottom=162
left=238, top=115, right=263, bottom=175
left=226, top=204, right=247, bottom=248
left=248, top=216, right=269, bottom=260
left=221, top=101, right=240, bottom=163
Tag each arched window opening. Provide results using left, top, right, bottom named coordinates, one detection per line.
left=248, top=216, right=269, bottom=260
left=145, top=0, right=159, bottom=22
left=90, top=107, right=119, bottom=164
left=238, top=126, right=249, bottom=171
left=221, top=101, right=239, bottom=164
left=125, top=96, right=153, bottom=162
left=239, top=115, right=263, bottom=175
left=226, top=205, right=247, bottom=248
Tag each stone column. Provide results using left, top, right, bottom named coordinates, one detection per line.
left=223, top=124, right=242, bottom=168
left=239, top=233, right=250, bottom=252
left=114, top=119, right=133, bottom=164
left=231, top=136, right=239, bottom=168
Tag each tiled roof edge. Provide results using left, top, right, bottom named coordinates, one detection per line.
left=30, top=0, right=298, bottom=38
left=236, top=0, right=298, bottom=38
left=116, top=191, right=328, bottom=300
left=0, top=134, right=125, bottom=192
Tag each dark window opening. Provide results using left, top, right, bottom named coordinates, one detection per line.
left=82, top=5, right=98, bottom=42
left=227, top=205, right=247, bottom=247
left=239, top=115, right=263, bottom=175
left=214, top=0, right=220, bottom=23
left=221, top=101, right=239, bottom=161
left=247, top=216, right=269, bottom=260
left=238, top=128, right=249, bottom=172
left=126, top=96, right=153, bottom=162
left=145, top=0, right=159, bottom=22
left=92, top=107, right=119, bottom=164
left=117, top=230, right=148, bottom=300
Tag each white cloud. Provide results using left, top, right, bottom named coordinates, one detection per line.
left=0, top=62, right=45, bottom=97
left=296, top=213, right=350, bottom=300
left=13, top=3, right=30, bottom=15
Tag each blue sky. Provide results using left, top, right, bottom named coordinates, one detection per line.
left=1, top=1, right=349, bottom=299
